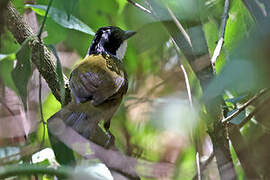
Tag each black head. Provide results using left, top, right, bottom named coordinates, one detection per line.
left=88, top=26, right=136, bottom=60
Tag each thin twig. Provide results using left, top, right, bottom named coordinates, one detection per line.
left=192, top=152, right=215, bottom=180
left=171, top=38, right=193, bottom=106
left=167, top=7, right=192, bottom=48
left=180, top=64, right=193, bottom=106
left=37, top=0, right=53, bottom=145
left=222, top=88, right=268, bottom=124
left=210, top=0, right=230, bottom=73
left=196, top=152, right=201, bottom=180
left=37, top=0, right=53, bottom=40
left=0, top=145, right=40, bottom=165
left=0, top=98, right=15, bottom=116
left=127, top=0, right=152, bottom=14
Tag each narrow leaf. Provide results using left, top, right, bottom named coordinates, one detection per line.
left=25, top=4, right=95, bottom=35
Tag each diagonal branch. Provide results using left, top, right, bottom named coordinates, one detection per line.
left=4, top=2, right=71, bottom=105
left=211, top=0, right=230, bottom=73
left=171, top=38, right=193, bottom=106
left=127, top=0, right=152, bottom=14
left=195, top=152, right=201, bottom=180
left=167, top=7, right=192, bottom=48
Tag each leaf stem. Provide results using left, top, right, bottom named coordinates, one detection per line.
left=0, top=165, right=71, bottom=179
left=37, top=0, right=53, bottom=40
left=127, top=0, right=152, bottom=14
left=210, top=0, right=230, bottom=73
left=36, top=0, right=54, bottom=144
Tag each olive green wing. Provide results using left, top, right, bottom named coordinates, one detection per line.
left=69, top=55, right=127, bottom=106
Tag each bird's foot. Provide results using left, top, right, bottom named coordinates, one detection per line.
left=105, top=131, right=115, bottom=149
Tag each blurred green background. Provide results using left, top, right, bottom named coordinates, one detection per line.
left=1, top=0, right=270, bottom=179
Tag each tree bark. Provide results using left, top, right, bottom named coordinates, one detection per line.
left=4, top=2, right=71, bottom=105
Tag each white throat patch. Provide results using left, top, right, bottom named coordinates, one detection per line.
left=116, top=41, right=127, bottom=61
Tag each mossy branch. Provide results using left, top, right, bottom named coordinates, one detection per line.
left=4, top=2, right=71, bottom=105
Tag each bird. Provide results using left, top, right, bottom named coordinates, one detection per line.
left=47, top=26, right=136, bottom=147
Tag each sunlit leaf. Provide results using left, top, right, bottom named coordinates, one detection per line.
left=224, top=0, right=254, bottom=53
left=174, top=146, right=196, bottom=179
left=203, top=20, right=226, bottom=73
left=43, top=94, right=75, bottom=166
left=25, top=4, right=95, bottom=35
left=0, top=54, right=16, bottom=61
left=43, top=93, right=61, bottom=122
left=231, top=144, right=245, bottom=179
left=36, top=93, right=61, bottom=147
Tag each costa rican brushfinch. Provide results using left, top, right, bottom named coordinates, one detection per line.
left=48, top=26, right=135, bottom=146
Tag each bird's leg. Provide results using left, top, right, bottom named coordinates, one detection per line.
left=104, top=120, right=115, bottom=148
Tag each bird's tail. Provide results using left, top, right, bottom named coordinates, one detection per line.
left=47, top=108, right=94, bottom=139
left=47, top=105, right=114, bottom=152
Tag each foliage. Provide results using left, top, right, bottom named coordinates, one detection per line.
left=1, top=0, right=270, bottom=179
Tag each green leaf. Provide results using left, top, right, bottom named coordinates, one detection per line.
left=43, top=18, right=68, bottom=45
left=115, top=0, right=126, bottom=14
left=48, top=131, right=76, bottom=166
left=54, top=0, right=78, bottom=20
left=0, top=53, right=16, bottom=61
left=43, top=93, right=61, bottom=122
left=0, top=54, right=16, bottom=91
left=11, top=38, right=33, bottom=109
left=25, top=4, right=95, bottom=35
left=43, top=93, right=76, bottom=166
left=0, top=30, right=20, bottom=54
left=224, top=0, right=254, bottom=53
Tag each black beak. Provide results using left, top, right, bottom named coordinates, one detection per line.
left=124, top=30, right=136, bottom=40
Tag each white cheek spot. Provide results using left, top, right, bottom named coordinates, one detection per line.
left=116, top=41, right=127, bottom=60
